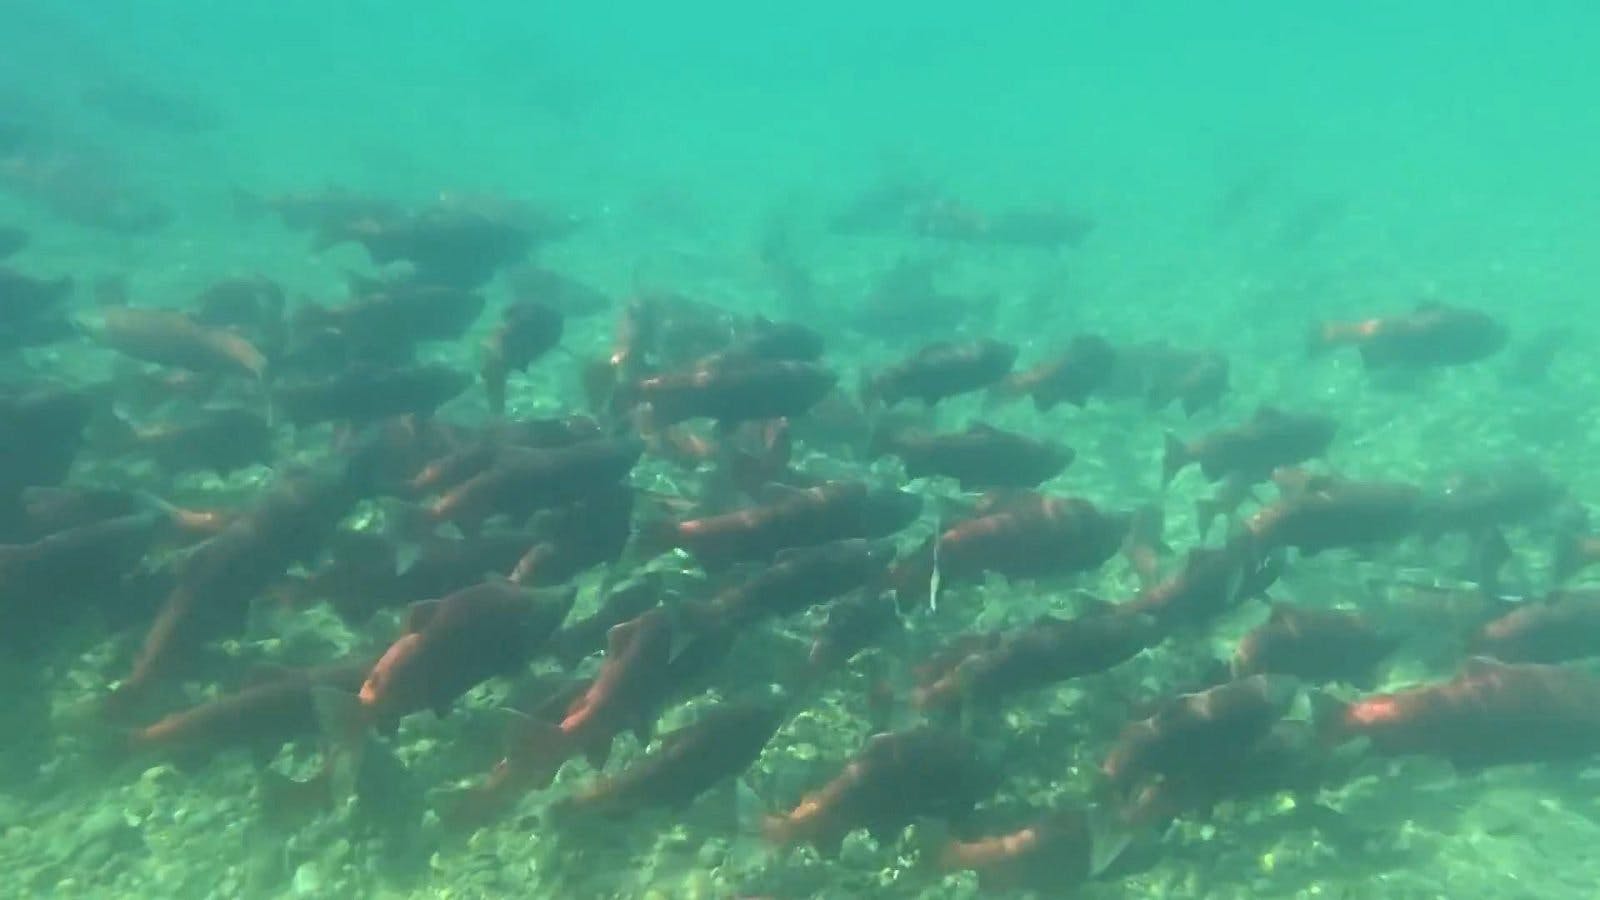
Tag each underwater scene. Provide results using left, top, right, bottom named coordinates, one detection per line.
left=4, top=3, right=1600, bottom=898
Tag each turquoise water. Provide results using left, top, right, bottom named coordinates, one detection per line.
left=6, top=3, right=1600, bottom=898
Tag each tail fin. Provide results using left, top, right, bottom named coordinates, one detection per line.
left=311, top=687, right=372, bottom=764
left=1160, top=432, right=1188, bottom=487
left=1309, top=690, right=1352, bottom=748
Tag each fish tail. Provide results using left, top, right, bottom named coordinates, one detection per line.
left=502, top=713, right=572, bottom=791
left=1160, top=432, right=1188, bottom=487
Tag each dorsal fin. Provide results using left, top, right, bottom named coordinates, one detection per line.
left=405, top=598, right=442, bottom=633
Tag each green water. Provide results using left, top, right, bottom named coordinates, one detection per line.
left=5, top=3, right=1600, bottom=898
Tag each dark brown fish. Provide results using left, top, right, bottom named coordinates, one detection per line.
left=334, top=580, right=572, bottom=727
left=546, top=574, right=671, bottom=670
left=1141, top=347, right=1229, bottom=417
left=1163, top=407, right=1338, bottom=485
left=871, top=423, right=1072, bottom=490
left=914, top=611, right=1160, bottom=713
left=1471, top=591, right=1600, bottom=664
left=104, top=407, right=275, bottom=475
left=1232, top=603, right=1397, bottom=685
left=480, top=301, right=564, bottom=415
left=552, top=700, right=784, bottom=820
left=645, top=481, right=920, bottom=572
left=274, top=363, right=471, bottom=426
left=988, top=334, right=1117, bottom=412
left=446, top=610, right=679, bottom=826
left=1243, top=476, right=1424, bottom=555
left=318, top=204, right=547, bottom=288
left=108, top=453, right=375, bottom=714
left=808, top=592, right=903, bottom=672
left=684, top=538, right=895, bottom=633
left=1309, top=303, right=1508, bottom=369
left=1123, top=541, right=1278, bottom=631
left=425, top=437, right=641, bottom=531
left=893, top=494, right=1127, bottom=597
left=1320, top=658, right=1600, bottom=768
left=865, top=339, right=1017, bottom=407
left=504, top=266, right=612, bottom=318
left=763, top=728, right=996, bottom=856
left=1101, top=675, right=1299, bottom=790
left=927, top=808, right=1097, bottom=895
left=128, top=661, right=368, bottom=767
left=0, top=385, right=94, bottom=508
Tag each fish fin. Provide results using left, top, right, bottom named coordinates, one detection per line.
left=404, top=598, right=441, bottom=633
left=500, top=709, right=570, bottom=789
left=1160, top=432, right=1187, bottom=487
left=1462, top=655, right=1509, bottom=676
left=1085, top=804, right=1134, bottom=878
left=311, top=687, right=369, bottom=749
left=392, top=541, right=421, bottom=577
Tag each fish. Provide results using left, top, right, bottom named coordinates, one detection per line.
left=546, top=574, right=672, bottom=670
left=444, top=609, right=679, bottom=827
left=316, top=204, right=543, bottom=289
left=921, top=807, right=1104, bottom=895
left=273, top=363, right=471, bottom=426
left=424, top=437, right=641, bottom=532
left=106, top=449, right=377, bottom=715
left=1309, top=303, right=1508, bottom=369
left=480, top=301, right=564, bottom=416
left=1162, top=407, right=1338, bottom=486
left=0, top=266, right=74, bottom=350
left=550, top=700, right=785, bottom=821
left=864, top=339, right=1018, bottom=407
left=1232, top=603, right=1397, bottom=686
left=1241, top=476, right=1424, bottom=556
left=1318, top=658, right=1600, bottom=768
left=642, top=481, right=920, bottom=572
left=126, top=661, right=368, bottom=768
left=870, top=423, right=1073, bottom=491
left=762, top=727, right=996, bottom=856
left=914, top=611, right=1161, bottom=714
left=892, top=493, right=1127, bottom=598
left=1470, top=591, right=1600, bottom=664
left=0, top=385, right=95, bottom=506
left=1123, top=541, right=1278, bottom=632
left=83, top=307, right=269, bottom=381
left=504, top=266, right=613, bottom=318
left=988, top=334, right=1118, bottom=412
left=682, top=539, right=896, bottom=633
left=1101, top=675, right=1300, bottom=791
left=99, top=407, right=276, bottom=476
left=808, top=592, right=903, bottom=672
left=321, top=579, right=573, bottom=730
left=621, top=360, right=838, bottom=429
left=1141, top=347, right=1229, bottom=417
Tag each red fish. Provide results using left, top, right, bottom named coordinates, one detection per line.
left=1309, top=303, right=1507, bottom=369
left=1319, top=658, right=1600, bottom=768
left=644, top=481, right=920, bottom=572
left=762, top=728, right=996, bottom=856
left=444, top=609, right=678, bottom=828
left=864, top=339, right=1017, bottom=407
